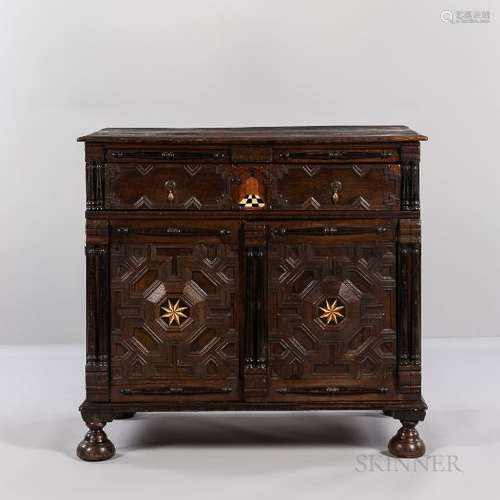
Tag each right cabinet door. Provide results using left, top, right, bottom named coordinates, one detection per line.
left=267, top=219, right=398, bottom=402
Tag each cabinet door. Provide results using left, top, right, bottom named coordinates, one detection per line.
left=109, top=221, right=241, bottom=402
left=267, top=220, right=397, bottom=402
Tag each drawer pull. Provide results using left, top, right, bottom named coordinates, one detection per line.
left=272, top=226, right=388, bottom=237
left=331, top=180, right=342, bottom=205
left=164, top=180, right=176, bottom=203
left=115, top=227, right=231, bottom=237
left=276, top=386, right=389, bottom=396
left=121, top=386, right=232, bottom=396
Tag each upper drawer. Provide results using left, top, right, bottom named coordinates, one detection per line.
left=273, top=164, right=400, bottom=211
left=106, top=147, right=229, bottom=163
left=105, top=163, right=234, bottom=210
left=274, top=146, right=399, bottom=163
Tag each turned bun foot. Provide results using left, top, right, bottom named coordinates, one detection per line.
left=388, top=420, right=425, bottom=458
left=77, top=420, right=115, bottom=461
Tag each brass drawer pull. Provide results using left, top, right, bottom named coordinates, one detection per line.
left=164, top=180, right=176, bottom=203
left=331, top=180, right=342, bottom=205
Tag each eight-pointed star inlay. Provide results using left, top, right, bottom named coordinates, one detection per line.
left=319, top=298, right=345, bottom=325
left=160, top=299, right=188, bottom=326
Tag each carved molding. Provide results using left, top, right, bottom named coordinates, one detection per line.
left=86, top=161, right=105, bottom=210
left=114, top=226, right=231, bottom=237
left=120, top=386, right=232, bottom=396
left=271, top=225, right=388, bottom=238
left=277, top=149, right=394, bottom=161
left=109, top=149, right=227, bottom=162
left=276, top=386, right=389, bottom=396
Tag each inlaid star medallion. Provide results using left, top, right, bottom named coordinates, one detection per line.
left=160, top=299, right=188, bottom=326
left=319, top=299, right=345, bottom=325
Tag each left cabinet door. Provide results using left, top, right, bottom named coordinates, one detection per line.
left=109, top=221, right=242, bottom=402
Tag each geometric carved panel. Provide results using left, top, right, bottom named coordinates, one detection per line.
left=105, top=163, right=235, bottom=210
left=267, top=234, right=397, bottom=398
left=273, top=164, right=400, bottom=210
left=110, top=238, right=240, bottom=400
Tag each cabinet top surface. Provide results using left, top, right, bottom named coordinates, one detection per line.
left=78, top=126, right=427, bottom=144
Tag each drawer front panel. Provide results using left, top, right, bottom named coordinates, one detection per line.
left=105, top=163, right=234, bottom=210
left=106, top=147, right=229, bottom=162
left=274, top=147, right=399, bottom=163
left=266, top=219, right=397, bottom=402
left=109, top=221, right=241, bottom=402
left=273, top=164, right=400, bottom=210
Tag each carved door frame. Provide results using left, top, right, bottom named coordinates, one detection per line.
left=242, top=220, right=399, bottom=402
left=107, top=221, right=241, bottom=402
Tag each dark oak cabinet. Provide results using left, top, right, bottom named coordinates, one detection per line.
left=78, top=126, right=427, bottom=461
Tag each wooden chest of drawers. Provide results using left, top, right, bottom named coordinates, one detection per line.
left=77, top=126, right=427, bottom=461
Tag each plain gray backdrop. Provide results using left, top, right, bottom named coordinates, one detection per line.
left=1, top=0, right=499, bottom=344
